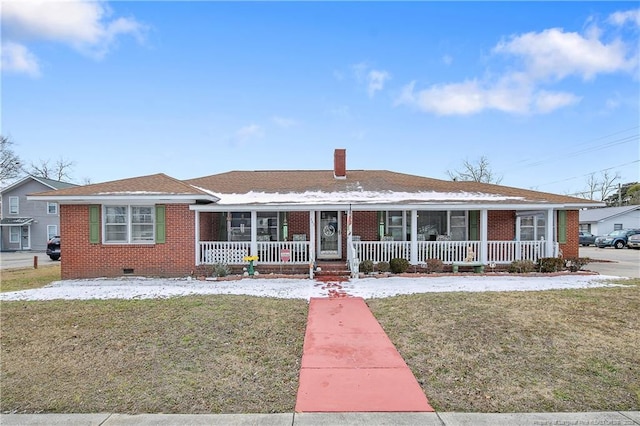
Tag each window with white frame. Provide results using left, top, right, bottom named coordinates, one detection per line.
left=47, top=225, right=58, bottom=240
left=519, top=214, right=546, bottom=241
left=104, top=206, right=155, bottom=243
left=47, top=202, right=58, bottom=215
left=10, top=227, right=20, bottom=243
left=9, top=197, right=19, bottom=214
left=228, top=212, right=251, bottom=242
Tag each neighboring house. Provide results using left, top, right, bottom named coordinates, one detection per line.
left=1, top=175, right=78, bottom=251
left=28, top=149, right=602, bottom=279
left=579, top=206, right=640, bottom=236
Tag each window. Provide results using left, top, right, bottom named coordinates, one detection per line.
left=47, top=202, right=58, bottom=215
left=9, top=227, right=20, bottom=243
left=47, top=225, right=58, bottom=240
left=228, top=212, right=251, bottom=242
left=614, top=224, right=623, bottom=231
left=257, top=212, right=278, bottom=241
left=449, top=211, right=468, bottom=241
left=417, top=211, right=447, bottom=240
left=387, top=211, right=404, bottom=241
left=104, top=205, right=155, bottom=243
left=519, top=213, right=546, bottom=241
left=9, top=197, right=18, bottom=214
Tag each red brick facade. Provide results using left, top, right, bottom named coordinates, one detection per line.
left=60, top=204, right=579, bottom=278
left=60, top=204, right=195, bottom=279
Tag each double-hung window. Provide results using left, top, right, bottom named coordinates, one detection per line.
left=9, top=197, right=18, bottom=214
left=104, top=206, right=155, bottom=243
left=47, top=202, right=58, bottom=215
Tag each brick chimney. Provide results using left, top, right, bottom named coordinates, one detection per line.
left=334, top=148, right=346, bottom=179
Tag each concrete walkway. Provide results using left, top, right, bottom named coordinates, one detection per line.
left=295, top=297, right=433, bottom=412
left=2, top=411, right=639, bottom=425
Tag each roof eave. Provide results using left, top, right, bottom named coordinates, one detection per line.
left=27, top=194, right=219, bottom=204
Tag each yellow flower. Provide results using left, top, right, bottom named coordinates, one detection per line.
left=243, top=255, right=259, bottom=262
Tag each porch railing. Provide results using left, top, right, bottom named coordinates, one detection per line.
left=353, top=240, right=550, bottom=265
left=198, top=241, right=310, bottom=265
left=199, top=240, right=554, bottom=266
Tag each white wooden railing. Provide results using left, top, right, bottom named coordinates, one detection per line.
left=199, top=240, right=554, bottom=266
left=198, top=241, right=310, bottom=265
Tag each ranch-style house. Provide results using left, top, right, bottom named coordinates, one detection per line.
left=28, top=149, right=602, bottom=279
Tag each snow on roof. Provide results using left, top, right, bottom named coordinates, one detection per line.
left=211, top=190, right=525, bottom=205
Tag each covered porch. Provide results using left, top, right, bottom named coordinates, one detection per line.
left=191, top=205, right=562, bottom=276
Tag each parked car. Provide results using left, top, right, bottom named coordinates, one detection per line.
left=578, top=231, right=597, bottom=246
left=46, top=236, right=61, bottom=260
left=627, top=234, right=640, bottom=250
left=594, top=229, right=640, bottom=249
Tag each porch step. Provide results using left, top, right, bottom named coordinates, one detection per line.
left=315, top=261, right=351, bottom=279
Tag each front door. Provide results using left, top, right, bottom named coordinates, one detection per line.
left=21, top=225, right=30, bottom=250
left=318, top=211, right=341, bottom=259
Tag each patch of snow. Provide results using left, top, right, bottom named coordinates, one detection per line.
left=210, top=190, right=524, bottom=205
left=0, top=275, right=627, bottom=302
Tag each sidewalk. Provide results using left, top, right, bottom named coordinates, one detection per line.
left=295, top=297, right=433, bottom=412
left=2, top=411, right=639, bottom=425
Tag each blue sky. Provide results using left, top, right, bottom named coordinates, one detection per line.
left=2, top=1, right=639, bottom=198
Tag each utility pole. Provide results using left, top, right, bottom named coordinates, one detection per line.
left=618, top=183, right=622, bottom=206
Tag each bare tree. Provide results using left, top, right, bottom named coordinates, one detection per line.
left=575, top=171, right=620, bottom=201
left=447, top=156, right=503, bottom=184
left=29, top=157, right=75, bottom=181
left=1, top=135, right=23, bottom=185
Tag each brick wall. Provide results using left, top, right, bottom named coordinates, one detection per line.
left=288, top=211, right=310, bottom=239
left=561, top=210, right=579, bottom=258
left=60, top=204, right=196, bottom=279
left=488, top=210, right=516, bottom=240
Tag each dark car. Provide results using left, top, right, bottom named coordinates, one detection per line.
left=46, top=236, right=61, bottom=260
left=627, top=234, right=640, bottom=250
left=578, top=231, right=597, bottom=246
left=594, top=229, right=640, bottom=249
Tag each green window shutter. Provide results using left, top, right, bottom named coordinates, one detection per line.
left=469, top=210, right=479, bottom=240
left=155, top=205, right=166, bottom=244
left=89, top=205, right=100, bottom=244
left=558, top=210, right=567, bottom=244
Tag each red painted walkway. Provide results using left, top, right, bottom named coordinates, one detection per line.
left=295, top=297, right=434, bottom=412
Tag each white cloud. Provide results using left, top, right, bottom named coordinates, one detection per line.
left=607, top=9, right=640, bottom=27
left=351, top=62, right=391, bottom=98
left=272, top=116, right=297, bottom=129
left=232, top=124, right=264, bottom=146
left=395, top=12, right=637, bottom=116
left=1, top=0, right=146, bottom=75
left=396, top=75, right=580, bottom=116
left=493, top=27, right=634, bottom=81
left=367, top=69, right=391, bottom=98
left=442, top=54, right=453, bottom=66
left=0, top=41, right=41, bottom=77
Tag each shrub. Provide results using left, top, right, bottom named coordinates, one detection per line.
left=389, top=258, right=410, bottom=274
left=359, top=259, right=374, bottom=274
left=212, top=263, right=231, bottom=277
left=537, top=257, right=565, bottom=273
left=376, top=261, right=390, bottom=273
left=425, top=258, right=444, bottom=273
left=508, top=260, right=536, bottom=273
left=564, top=257, right=590, bottom=272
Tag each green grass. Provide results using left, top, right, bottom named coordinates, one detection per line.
left=1, top=296, right=308, bottom=414
left=367, top=285, right=640, bottom=412
left=0, top=265, right=61, bottom=292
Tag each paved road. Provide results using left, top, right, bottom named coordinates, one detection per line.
left=0, top=251, right=60, bottom=270
left=579, top=246, right=640, bottom=278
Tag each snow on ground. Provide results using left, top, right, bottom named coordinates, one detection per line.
left=0, top=274, right=629, bottom=302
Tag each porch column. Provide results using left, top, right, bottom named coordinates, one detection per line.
left=194, top=210, right=200, bottom=265
left=251, top=211, right=258, bottom=258
left=309, top=210, right=316, bottom=278
left=480, top=209, right=488, bottom=264
left=346, top=208, right=353, bottom=262
left=410, top=209, right=418, bottom=264
left=546, top=208, right=555, bottom=257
